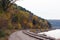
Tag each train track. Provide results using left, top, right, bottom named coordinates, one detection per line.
left=23, top=30, right=56, bottom=40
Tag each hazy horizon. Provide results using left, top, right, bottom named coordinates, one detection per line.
left=15, top=0, right=60, bottom=20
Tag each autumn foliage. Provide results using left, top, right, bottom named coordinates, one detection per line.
left=0, top=3, right=51, bottom=30
left=0, top=0, right=52, bottom=39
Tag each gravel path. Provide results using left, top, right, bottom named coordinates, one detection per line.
left=9, top=31, right=39, bottom=40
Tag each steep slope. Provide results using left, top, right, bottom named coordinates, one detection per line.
left=0, top=4, right=51, bottom=30
left=0, top=3, right=51, bottom=40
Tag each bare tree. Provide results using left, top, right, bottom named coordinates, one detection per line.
left=0, top=0, right=17, bottom=11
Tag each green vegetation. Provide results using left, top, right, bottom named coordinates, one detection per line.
left=0, top=0, right=51, bottom=40
left=0, top=30, right=5, bottom=37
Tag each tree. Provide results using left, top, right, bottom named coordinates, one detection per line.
left=47, top=21, right=52, bottom=29
left=32, top=19, right=37, bottom=25
left=0, top=0, right=17, bottom=11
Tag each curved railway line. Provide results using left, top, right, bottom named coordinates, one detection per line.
left=9, top=30, right=56, bottom=40
left=23, top=30, right=56, bottom=40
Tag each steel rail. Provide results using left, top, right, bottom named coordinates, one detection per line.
left=22, top=30, right=56, bottom=40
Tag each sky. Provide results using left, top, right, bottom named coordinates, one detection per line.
left=15, top=0, right=60, bottom=20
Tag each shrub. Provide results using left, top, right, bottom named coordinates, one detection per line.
left=0, top=30, right=5, bottom=37
left=8, top=22, right=13, bottom=30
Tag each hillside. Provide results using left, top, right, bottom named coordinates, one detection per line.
left=0, top=0, right=51, bottom=40
left=0, top=4, right=51, bottom=30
